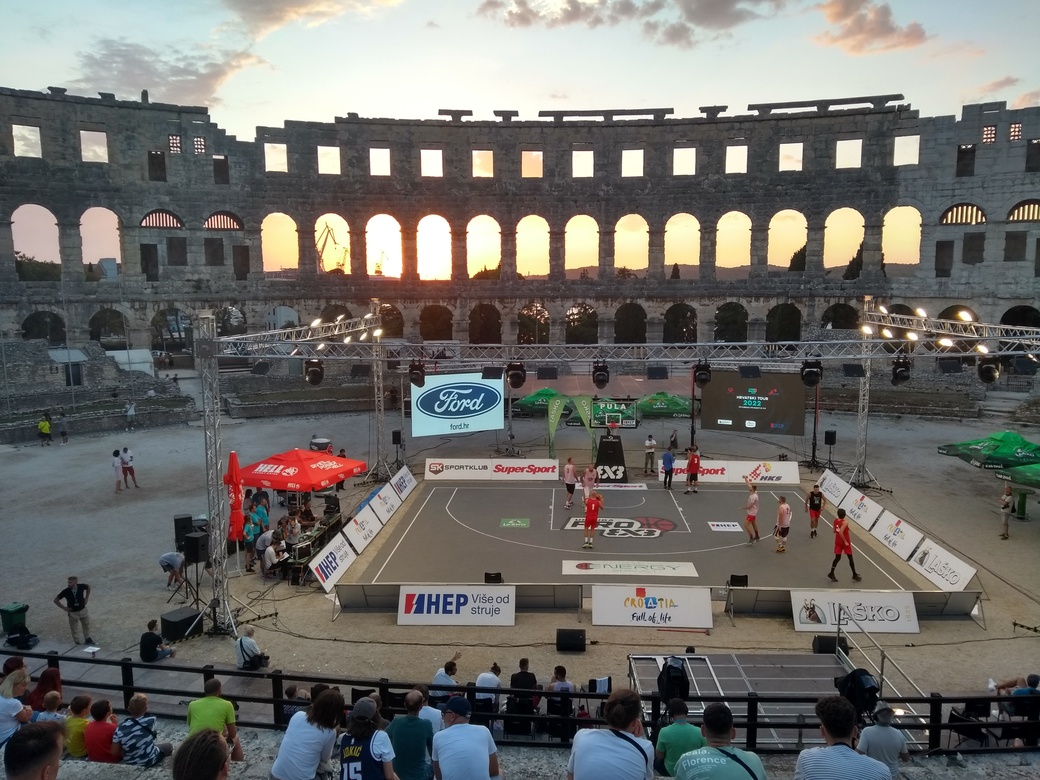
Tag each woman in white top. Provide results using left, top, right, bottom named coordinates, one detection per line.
left=567, top=688, right=653, bottom=780
left=270, top=689, right=344, bottom=780
left=0, top=669, right=34, bottom=748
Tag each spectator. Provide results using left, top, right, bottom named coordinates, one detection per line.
left=36, top=413, right=51, bottom=446
left=654, top=699, right=706, bottom=777
left=432, top=696, right=499, bottom=780
left=510, top=658, right=540, bottom=705
left=124, top=400, right=137, bottom=431
left=160, top=551, right=186, bottom=588
left=263, top=535, right=290, bottom=581
left=547, top=665, right=575, bottom=698
left=53, top=575, right=93, bottom=645
left=235, top=626, right=267, bottom=671
left=993, top=672, right=1040, bottom=696
left=172, top=729, right=231, bottom=780
left=271, top=688, right=344, bottom=780
left=282, top=684, right=310, bottom=721
left=140, top=619, right=176, bottom=662
left=339, top=696, right=397, bottom=779
left=431, top=652, right=462, bottom=705
left=113, top=693, right=173, bottom=767
left=84, top=698, right=122, bottom=763
left=673, top=702, right=766, bottom=780
left=3, top=721, right=64, bottom=780
left=475, top=662, right=503, bottom=712
left=112, top=449, right=124, bottom=493
left=0, top=669, right=34, bottom=747
left=56, top=413, right=70, bottom=446
left=856, top=701, right=909, bottom=780
left=336, top=449, right=348, bottom=491
left=120, top=446, right=139, bottom=488
left=25, top=668, right=62, bottom=712
left=64, top=694, right=92, bottom=758
left=254, top=527, right=277, bottom=576
left=1, top=656, right=26, bottom=685
left=794, top=695, right=888, bottom=780
left=567, top=688, right=652, bottom=780
left=187, top=679, right=244, bottom=762
left=644, top=433, right=656, bottom=475
left=243, top=501, right=260, bottom=572
left=386, top=690, right=434, bottom=780
left=31, top=691, right=65, bottom=723
left=411, top=685, right=443, bottom=737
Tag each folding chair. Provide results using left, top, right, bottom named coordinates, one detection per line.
left=946, top=708, right=990, bottom=749
left=546, top=694, right=575, bottom=741
left=588, top=676, right=612, bottom=718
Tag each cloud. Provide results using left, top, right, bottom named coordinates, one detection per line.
left=962, top=75, right=1024, bottom=105
left=71, top=39, right=265, bottom=107
left=222, top=0, right=403, bottom=38
left=548, top=91, right=570, bottom=99
left=1012, top=89, right=1040, bottom=109
left=425, top=19, right=441, bottom=27
left=814, top=0, right=928, bottom=55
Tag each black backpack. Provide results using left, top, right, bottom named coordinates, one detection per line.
left=657, top=657, right=690, bottom=703
left=4, top=624, right=39, bottom=651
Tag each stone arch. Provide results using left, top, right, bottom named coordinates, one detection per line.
left=1008, top=200, right=1040, bottom=222
left=882, top=206, right=922, bottom=266
left=768, top=209, right=807, bottom=270
left=821, top=303, right=859, bottom=330
left=264, top=305, right=299, bottom=331
left=1001, top=305, right=1040, bottom=327
left=379, top=303, right=405, bottom=338
left=204, top=211, right=244, bottom=230
left=940, top=203, right=987, bottom=225
left=89, top=307, right=129, bottom=347
left=934, top=305, right=978, bottom=353
left=467, top=215, right=501, bottom=278
left=516, top=215, right=549, bottom=278
left=419, top=305, right=453, bottom=341
left=315, top=214, right=351, bottom=274
left=615, top=214, right=649, bottom=277
left=417, top=214, right=451, bottom=280
left=716, top=211, right=751, bottom=277
left=565, top=303, right=598, bottom=344
left=664, top=213, right=700, bottom=278
left=469, top=303, right=502, bottom=344
left=12, top=204, right=60, bottom=278
left=80, top=206, right=121, bottom=273
left=823, top=208, right=865, bottom=270
left=21, top=310, right=65, bottom=345
left=367, top=214, right=402, bottom=278
left=518, top=302, right=550, bottom=344
left=215, top=306, right=247, bottom=337
left=319, top=304, right=353, bottom=322
left=140, top=209, right=183, bottom=228
left=766, top=303, right=802, bottom=341
left=261, top=212, right=299, bottom=272
left=615, top=302, right=647, bottom=344
left=663, top=303, right=697, bottom=343
left=565, top=215, right=598, bottom=276
left=151, top=306, right=193, bottom=350
left=714, top=302, right=748, bottom=342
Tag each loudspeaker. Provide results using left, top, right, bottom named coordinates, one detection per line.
left=484, top=572, right=503, bottom=584
left=162, top=606, right=202, bottom=642
left=350, top=364, right=371, bottom=378
left=184, top=531, right=209, bottom=565
left=536, top=366, right=558, bottom=380
left=556, top=628, right=586, bottom=652
left=481, top=366, right=504, bottom=379
left=392, top=430, right=402, bottom=445
left=174, top=515, right=194, bottom=549
left=812, top=635, right=850, bottom=655
left=646, top=366, right=669, bottom=380
left=824, top=430, right=837, bottom=446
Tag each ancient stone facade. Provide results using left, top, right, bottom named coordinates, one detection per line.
left=0, top=87, right=1038, bottom=349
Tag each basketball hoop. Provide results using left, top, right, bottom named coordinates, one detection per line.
left=607, top=422, right=620, bottom=435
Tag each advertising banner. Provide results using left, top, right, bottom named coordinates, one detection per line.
left=838, top=491, right=885, bottom=531
left=817, top=469, right=852, bottom=508
left=425, top=458, right=493, bottom=481
left=909, top=540, right=978, bottom=591
left=592, top=585, right=713, bottom=629
left=369, top=484, right=402, bottom=525
left=388, top=466, right=417, bottom=501
left=397, top=585, right=516, bottom=626
left=869, top=510, right=925, bottom=561
left=308, top=531, right=357, bottom=592
left=490, top=459, right=559, bottom=481
left=659, top=460, right=801, bottom=484
left=411, top=372, right=504, bottom=438
left=344, top=505, right=382, bottom=554
left=562, top=560, right=699, bottom=577
left=424, top=459, right=559, bottom=481
left=791, top=590, right=920, bottom=634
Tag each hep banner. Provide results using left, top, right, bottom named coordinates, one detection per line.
left=397, top=586, right=516, bottom=625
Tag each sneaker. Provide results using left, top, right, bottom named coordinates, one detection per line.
left=693, top=489, right=698, bottom=493
left=852, top=574, right=862, bottom=582
left=747, top=538, right=755, bottom=545
left=827, top=572, right=838, bottom=582
left=775, top=547, right=785, bottom=553
left=988, top=678, right=998, bottom=693
left=684, top=490, right=690, bottom=494
left=752, top=536, right=759, bottom=544
left=85, top=637, right=95, bottom=645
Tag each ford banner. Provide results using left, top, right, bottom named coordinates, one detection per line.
left=411, top=372, right=505, bottom=438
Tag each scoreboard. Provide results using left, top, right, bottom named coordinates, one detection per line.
left=700, top=370, right=807, bottom=437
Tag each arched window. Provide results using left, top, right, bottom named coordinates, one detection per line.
left=140, top=209, right=183, bottom=228
left=1008, top=200, right=1040, bottom=222
left=939, top=204, right=986, bottom=225
left=204, top=211, right=244, bottom=230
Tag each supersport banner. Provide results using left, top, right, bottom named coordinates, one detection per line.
left=425, top=458, right=560, bottom=481
left=657, top=459, right=800, bottom=484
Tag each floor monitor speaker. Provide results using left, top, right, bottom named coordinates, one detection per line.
left=556, top=628, right=586, bottom=652
left=161, top=606, right=202, bottom=642
left=812, top=635, right=849, bottom=655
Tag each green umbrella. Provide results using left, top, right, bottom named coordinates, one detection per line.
left=938, top=430, right=1040, bottom=470
left=995, top=462, right=1040, bottom=488
left=513, top=387, right=568, bottom=413
left=636, top=391, right=692, bottom=418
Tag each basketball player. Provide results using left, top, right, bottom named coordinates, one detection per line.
left=562, top=457, right=578, bottom=510
left=828, top=508, right=862, bottom=582
left=683, top=445, right=700, bottom=494
left=805, top=484, right=825, bottom=538
left=583, top=491, right=603, bottom=549
left=742, top=476, right=761, bottom=544
left=581, top=463, right=599, bottom=500
left=775, top=496, right=792, bottom=553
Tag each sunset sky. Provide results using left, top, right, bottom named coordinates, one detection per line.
left=3, top=0, right=1037, bottom=278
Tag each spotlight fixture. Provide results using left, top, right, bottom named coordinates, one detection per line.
left=250, top=360, right=271, bottom=376
left=800, top=360, right=823, bottom=387
left=304, top=359, right=324, bottom=386
left=693, top=362, right=712, bottom=389
left=409, top=360, right=426, bottom=388
left=958, top=311, right=973, bottom=322
left=310, top=318, right=322, bottom=327
left=891, top=357, right=912, bottom=386
left=977, top=357, right=1000, bottom=384
left=592, top=362, right=609, bottom=390
left=506, top=362, right=527, bottom=390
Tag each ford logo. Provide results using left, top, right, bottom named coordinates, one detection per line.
left=415, top=383, right=502, bottom=419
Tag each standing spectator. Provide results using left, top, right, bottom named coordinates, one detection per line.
left=775, top=495, right=793, bottom=553
left=432, top=696, right=499, bottom=780
left=56, top=412, right=69, bottom=445
left=662, top=447, right=675, bottom=489
left=431, top=652, right=462, bottom=705
left=795, top=696, right=888, bottom=780
left=271, top=688, right=344, bottom=780
left=160, top=551, right=186, bottom=588
left=235, top=626, right=267, bottom=671
left=84, top=698, right=122, bottom=763
left=387, top=690, right=434, bottom=780
left=581, top=464, right=599, bottom=501
left=562, top=457, right=578, bottom=509
left=828, top=509, right=862, bottom=582
left=339, top=696, right=397, bottom=779
left=0, top=669, right=34, bottom=746
left=112, top=449, right=124, bottom=493
left=243, top=501, right=260, bottom=572
left=856, top=701, right=909, bottom=779
left=999, top=484, right=1013, bottom=540
left=187, top=679, right=244, bottom=762
left=336, top=448, right=348, bottom=491
left=254, top=527, right=277, bottom=575
left=53, top=575, right=93, bottom=645
left=172, top=729, right=231, bottom=780
left=683, top=446, right=700, bottom=494
left=673, top=702, right=766, bottom=780
left=3, top=721, right=65, bottom=780
left=654, top=699, right=706, bottom=777
left=583, top=491, right=603, bottom=549
left=567, top=688, right=652, bottom=780
left=36, top=413, right=52, bottom=446
left=411, top=685, right=443, bottom=738
left=475, top=663, right=503, bottom=712
left=805, top=484, right=826, bottom=539
left=64, top=694, right=92, bottom=758
left=124, top=400, right=137, bottom=431
left=31, top=691, right=65, bottom=723
left=114, top=693, right=173, bottom=767
left=140, top=619, right=176, bottom=662
left=669, top=429, right=679, bottom=452
left=742, top=477, right=761, bottom=544
left=121, top=446, right=139, bottom=488
left=25, top=668, right=61, bottom=712
left=643, top=434, right=656, bottom=475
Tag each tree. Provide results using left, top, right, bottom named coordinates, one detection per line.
left=579, top=268, right=590, bottom=280
left=843, top=242, right=864, bottom=280
left=14, top=252, right=61, bottom=281
left=468, top=304, right=502, bottom=344
left=788, top=245, right=806, bottom=272
left=517, top=304, right=550, bottom=344
left=565, top=304, right=598, bottom=344
left=670, top=263, right=680, bottom=279
left=472, top=265, right=499, bottom=280
left=616, top=267, right=638, bottom=280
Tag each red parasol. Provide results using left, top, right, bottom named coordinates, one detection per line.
left=238, top=448, right=367, bottom=492
left=224, top=451, right=245, bottom=541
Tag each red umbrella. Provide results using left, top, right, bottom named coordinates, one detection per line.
left=238, top=448, right=367, bottom=492
left=224, top=451, right=245, bottom=541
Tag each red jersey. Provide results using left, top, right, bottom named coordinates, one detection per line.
left=584, top=497, right=603, bottom=529
left=833, top=518, right=852, bottom=555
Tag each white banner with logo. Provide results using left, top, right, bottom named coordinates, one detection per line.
left=389, top=466, right=417, bottom=501
left=562, top=560, right=699, bottom=577
left=838, top=491, right=885, bottom=531
left=869, top=510, right=925, bottom=561
left=397, top=585, right=516, bottom=625
left=592, top=585, right=713, bottom=629
left=491, top=459, right=559, bottom=480
left=411, top=372, right=505, bottom=438
left=425, top=458, right=560, bottom=481
left=817, top=469, right=852, bottom=507
left=909, top=540, right=978, bottom=591
left=308, top=531, right=357, bottom=592
left=791, top=590, right=920, bottom=634
left=369, top=484, right=402, bottom=525
left=425, top=458, right=493, bottom=481
left=344, top=505, right=382, bottom=554
left=658, top=460, right=800, bottom=484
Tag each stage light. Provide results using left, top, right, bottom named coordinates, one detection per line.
left=304, top=359, right=324, bottom=385
left=694, top=362, right=712, bottom=388
left=978, top=358, right=1000, bottom=384
left=958, top=311, right=973, bottom=322
left=317, top=342, right=327, bottom=351
left=409, top=361, right=426, bottom=388
left=335, top=314, right=345, bottom=322
left=976, top=344, right=990, bottom=354
left=506, top=362, right=527, bottom=389
left=891, top=357, right=911, bottom=386
left=592, top=362, right=609, bottom=389
left=359, top=331, right=368, bottom=341
left=373, top=328, right=383, bottom=338
left=881, top=328, right=893, bottom=339
left=878, top=305, right=889, bottom=314
left=915, top=308, right=927, bottom=317
left=310, top=318, right=322, bottom=327
left=800, top=360, right=823, bottom=387
left=861, top=325, right=874, bottom=335
left=343, top=335, right=352, bottom=343
left=906, top=332, right=919, bottom=341
left=938, top=338, right=954, bottom=347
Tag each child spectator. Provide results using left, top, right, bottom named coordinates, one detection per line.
left=32, top=691, right=66, bottom=723
left=114, top=693, right=173, bottom=767
left=65, top=695, right=92, bottom=758
left=84, top=699, right=122, bottom=763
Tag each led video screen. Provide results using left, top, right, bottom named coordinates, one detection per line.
left=699, top=370, right=807, bottom=437
left=410, top=372, right=505, bottom=438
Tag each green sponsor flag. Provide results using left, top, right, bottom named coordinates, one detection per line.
left=571, top=395, right=597, bottom=458
left=547, top=396, right=569, bottom=457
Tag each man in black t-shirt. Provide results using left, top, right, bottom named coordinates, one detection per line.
left=510, top=658, right=538, bottom=694
left=804, top=484, right=826, bottom=539
left=140, top=619, right=175, bottom=662
left=52, top=576, right=92, bottom=645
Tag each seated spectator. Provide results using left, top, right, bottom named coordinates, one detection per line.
left=282, top=684, right=310, bottom=721
left=412, top=684, right=443, bottom=737
left=475, top=663, right=503, bottom=712
left=510, top=658, right=542, bottom=708
left=1002, top=673, right=1040, bottom=717
left=140, top=619, right=176, bottom=662
left=387, top=690, right=434, bottom=780
left=263, top=537, right=290, bottom=580
left=3, top=720, right=65, bottom=780
left=113, top=693, right=173, bottom=767
left=0, top=656, right=26, bottom=687
left=271, top=688, right=344, bottom=780
left=339, top=697, right=396, bottom=779
left=31, top=691, right=66, bottom=723
left=0, top=669, right=34, bottom=747
left=431, top=652, right=462, bottom=706
left=235, top=626, right=267, bottom=671
left=857, top=700, right=909, bottom=780
left=567, top=688, right=652, bottom=780
left=64, top=695, right=92, bottom=758
left=172, top=728, right=231, bottom=780
left=547, top=665, right=575, bottom=698
left=795, top=696, right=888, bottom=780
left=673, top=702, right=766, bottom=780
left=26, top=668, right=62, bottom=712
left=84, top=699, right=122, bottom=763
left=187, top=679, right=245, bottom=762
left=654, top=699, right=705, bottom=777
left=993, top=673, right=1040, bottom=695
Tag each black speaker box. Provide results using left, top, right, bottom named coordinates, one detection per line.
left=556, top=628, right=586, bottom=652
left=824, top=430, right=837, bottom=446
left=392, top=429, right=402, bottom=445
left=161, top=606, right=202, bottom=642
left=536, top=366, right=558, bottom=380
left=812, top=635, right=849, bottom=655
left=646, top=366, right=669, bottom=380
left=174, top=514, right=194, bottom=549
left=184, top=531, right=209, bottom=565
